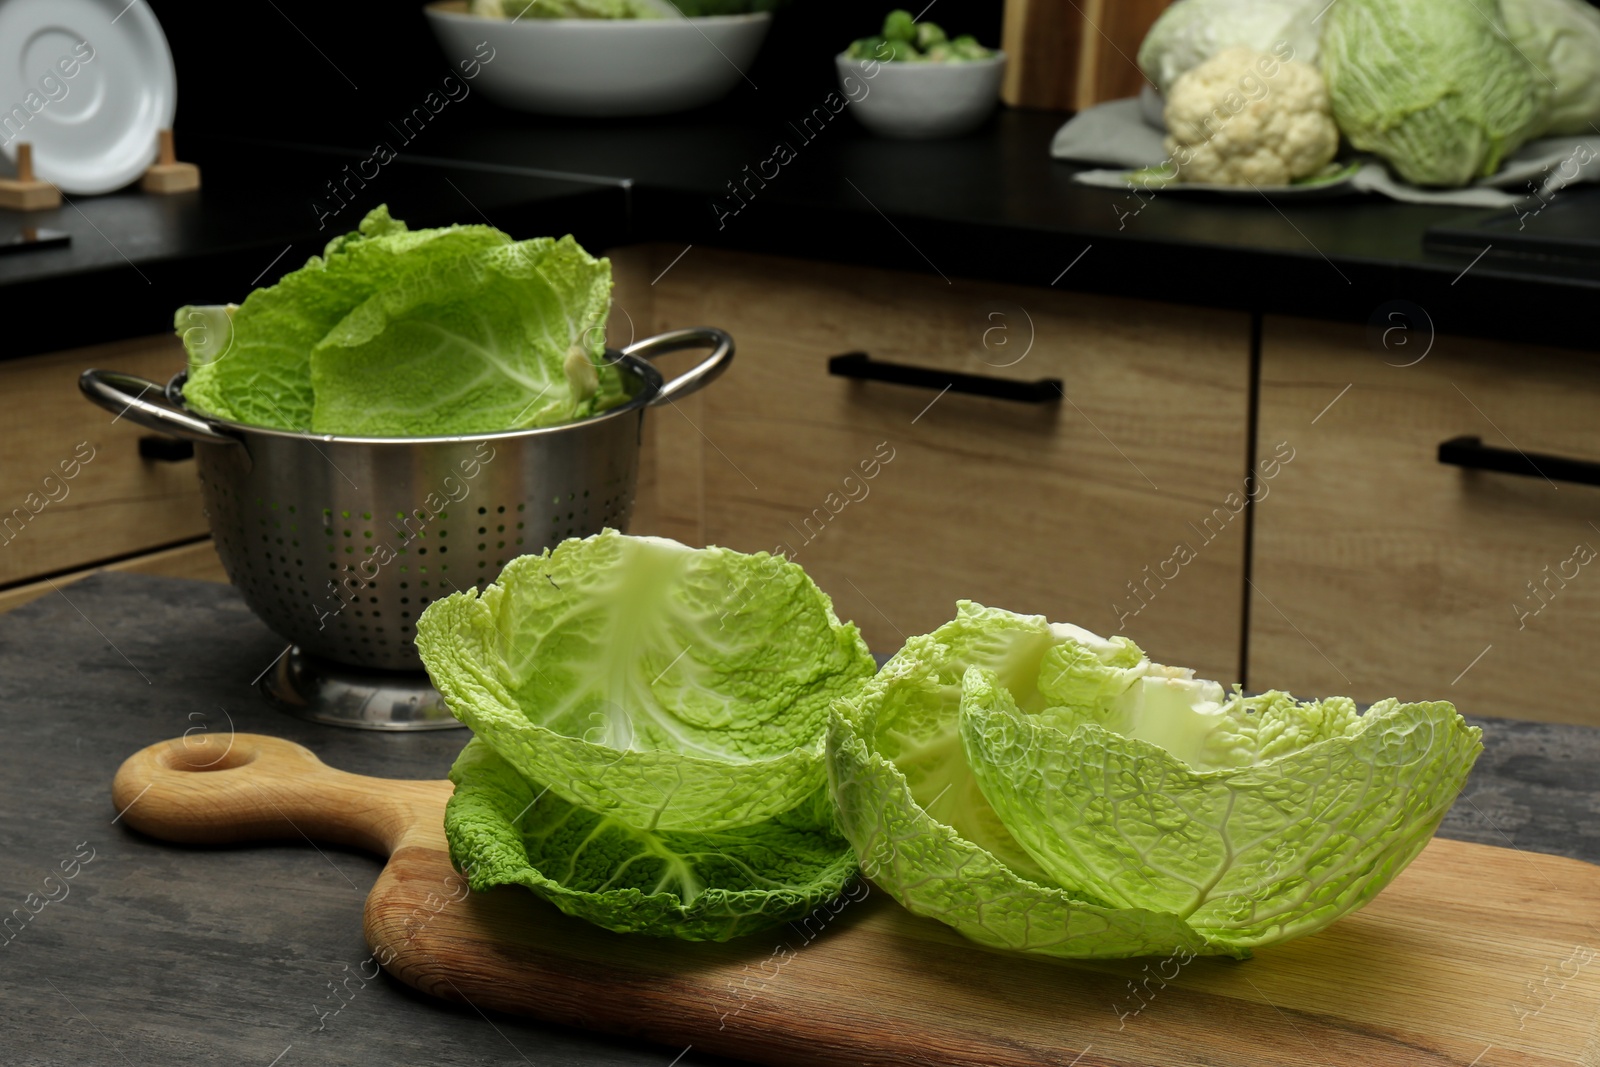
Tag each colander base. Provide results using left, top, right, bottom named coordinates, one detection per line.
left=260, top=646, right=464, bottom=731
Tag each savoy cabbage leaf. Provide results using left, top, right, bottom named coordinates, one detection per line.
left=447, top=738, right=858, bottom=940
left=825, top=603, right=1225, bottom=959
left=961, top=656, right=1482, bottom=949
left=827, top=600, right=1482, bottom=958
left=176, top=206, right=623, bottom=436
left=418, top=531, right=876, bottom=833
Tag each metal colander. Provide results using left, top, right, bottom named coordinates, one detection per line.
left=81, top=328, right=732, bottom=673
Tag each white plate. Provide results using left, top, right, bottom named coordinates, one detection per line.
left=0, top=0, right=176, bottom=195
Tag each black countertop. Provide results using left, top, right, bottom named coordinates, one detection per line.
left=411, top=107, right=1600, bottom=350
left=0, top=148, right=627, bottom=360
left=3, top=573, right=1598, bottom=1066
left=4, top=99, right=1598, bottom=363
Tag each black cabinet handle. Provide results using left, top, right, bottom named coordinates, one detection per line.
left=139, top=436, right=195, bottom=462
left=1438, top=435, right=1600, bottom=487
left=828, top=352, right=1062, bottom=404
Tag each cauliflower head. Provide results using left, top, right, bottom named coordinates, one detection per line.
left=1162, top=45, right=1341, bottom=186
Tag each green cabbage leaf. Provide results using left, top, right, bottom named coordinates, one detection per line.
left=446, top=738, right=858, bottom=940
left=309, top=236, right=612, bottom=436
left=826, top=603, right=1222, bottom=959
left=961, top=666, right=1482, bottom=951
left=176, top=206, right=623, bottom=436
left=827, top=601, right=1483, bottom=958
left=418, top=530, right=876, bottom=833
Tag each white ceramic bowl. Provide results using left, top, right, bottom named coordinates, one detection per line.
left=425, top=1, right=771, bottom=117
left=836, top=52, right=1006, bottom=140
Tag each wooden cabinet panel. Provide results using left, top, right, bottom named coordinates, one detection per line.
left=1252, top=316, right=1600, bottom=724
left=0, top=334, right=208, bottom=586
left=613, top=246, right=1253, bottom=678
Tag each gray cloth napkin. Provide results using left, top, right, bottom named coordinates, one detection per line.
left=1052, top=97, right=1600, bottom=207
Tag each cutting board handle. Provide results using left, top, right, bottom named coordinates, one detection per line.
left=112, top=733, right=451, bottom=856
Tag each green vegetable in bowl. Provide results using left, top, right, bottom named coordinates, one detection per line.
left=847, top=10, right=994, bottom=62
left=177, top=206, right=626, bottom=436
left=828, top=601, right=1483, bottom=958
left=1321, top=0, right=1551, bottom=187
left=418, top=530, right=877, bottom=833
left=884, top=38, right=920, bottom=62
left=845, top=34, right=888, bottom=59
left=883, top=8, right=915, bottom=42
left=949, top=34, right=989, bottom=60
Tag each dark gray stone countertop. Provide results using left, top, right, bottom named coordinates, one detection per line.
left=2, top=573, right=1595, bottom=1066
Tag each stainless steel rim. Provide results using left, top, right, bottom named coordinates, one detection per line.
left=78, top=326, right=733, bottom=445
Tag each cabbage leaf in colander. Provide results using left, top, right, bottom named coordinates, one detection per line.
left=175, top=206, right=624, bottom=436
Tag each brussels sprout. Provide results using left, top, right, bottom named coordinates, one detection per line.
left=853, top=12, right=989, bottom=62
left=882, top=8, right=915, bottom=42
left=950, top=34, right=990, bottom=59
left=885, top=38, right=921, bottom=61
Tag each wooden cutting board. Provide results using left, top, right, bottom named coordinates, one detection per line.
left=113, top=733, right=1600, bottom=1067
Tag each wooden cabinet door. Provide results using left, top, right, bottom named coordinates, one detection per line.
left=1252, top=315, right=1600, bottom=724
left=0, top=335, right=208, bottom=587
left=614, top=246, right=1253, bottom=679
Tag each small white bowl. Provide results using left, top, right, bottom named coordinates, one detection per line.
left=835, top=51, right=1006, bottom=140
left=426, top=0, right=772, bottom=117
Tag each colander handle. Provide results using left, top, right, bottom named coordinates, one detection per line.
left=79, top=369, right=240, bottom=445
left=624, top=327, right=734, bottom=405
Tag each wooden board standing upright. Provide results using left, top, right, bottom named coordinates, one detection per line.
left=1000, top=0, right=1171, bottom=111
left=114, top=734, right=1600, bottom=1067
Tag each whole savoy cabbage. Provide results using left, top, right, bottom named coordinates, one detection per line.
left=1321, top=0, right=1551, bottom=186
